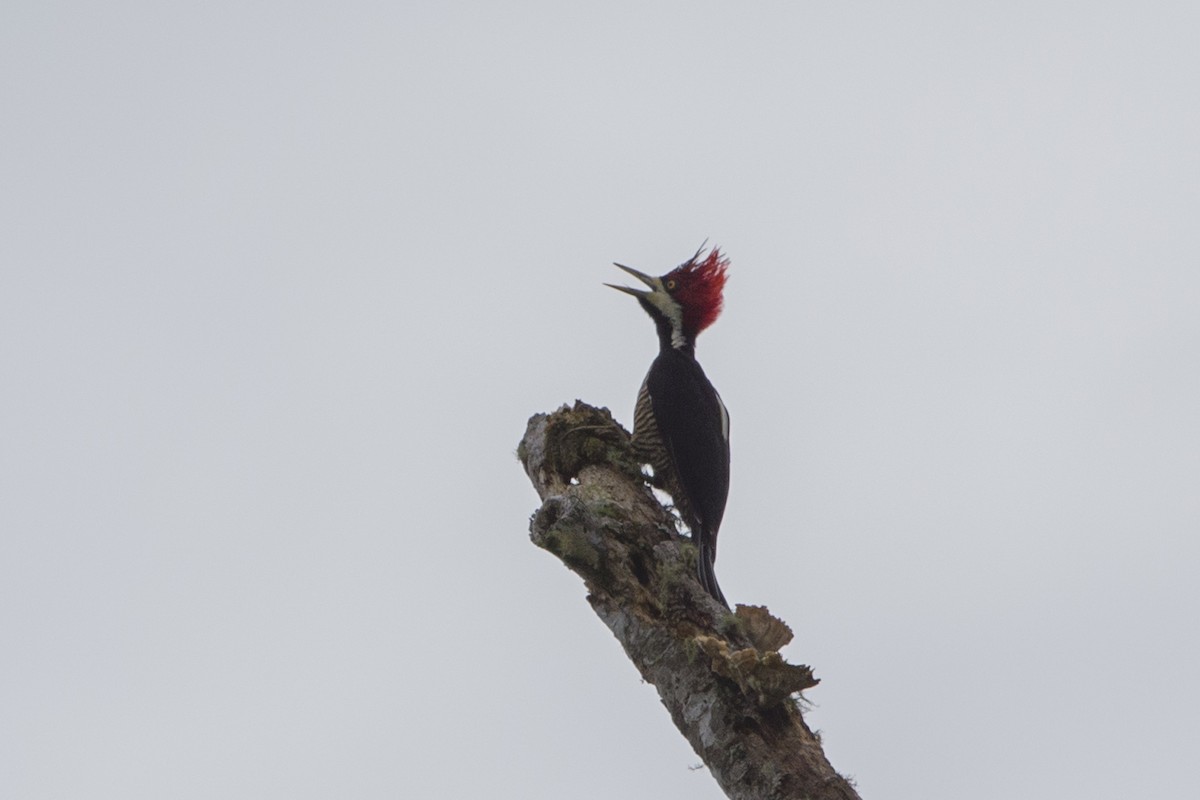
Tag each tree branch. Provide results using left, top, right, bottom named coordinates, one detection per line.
left=518, top=402, right=861, bottom=800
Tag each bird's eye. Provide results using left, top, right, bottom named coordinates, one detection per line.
left=666, top=279, right=677, bottom=290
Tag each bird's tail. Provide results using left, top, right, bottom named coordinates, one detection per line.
left=697, top=532, right=730, bottom=610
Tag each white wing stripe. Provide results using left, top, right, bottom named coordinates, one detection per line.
left=715, top=390, right=730, bottom=443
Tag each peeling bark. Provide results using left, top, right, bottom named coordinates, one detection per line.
left=519, top=402, right=861, bottom=800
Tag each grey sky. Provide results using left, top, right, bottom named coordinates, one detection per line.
left=3, top=3, right=1198, bottom=798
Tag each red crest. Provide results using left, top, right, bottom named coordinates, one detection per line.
left=666, top=247, right=729, bottom=337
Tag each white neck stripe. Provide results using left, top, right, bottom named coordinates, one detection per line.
left=646, top=289, right=687, bottom=349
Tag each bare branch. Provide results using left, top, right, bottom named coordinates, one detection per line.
left=519, top=402, right=861, bottom=800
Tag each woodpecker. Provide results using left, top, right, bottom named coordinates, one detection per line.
left=607, top=246, right=732, bottom=609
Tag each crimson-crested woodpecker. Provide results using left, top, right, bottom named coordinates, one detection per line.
left=607, top=246, right=732, bottom=609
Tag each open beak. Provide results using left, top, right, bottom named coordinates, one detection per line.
left=605, top=263, right=660, bottom=297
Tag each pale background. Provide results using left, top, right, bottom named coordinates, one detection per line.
left=3, top=3, right=1198, bottom=798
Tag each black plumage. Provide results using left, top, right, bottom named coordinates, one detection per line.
left=633, top=347, right=730, bottom=608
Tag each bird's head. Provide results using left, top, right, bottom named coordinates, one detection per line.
left=607, top=245, right=729, bottom=350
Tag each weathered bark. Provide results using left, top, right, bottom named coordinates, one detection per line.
left=518, top=402, right=861, bottom=800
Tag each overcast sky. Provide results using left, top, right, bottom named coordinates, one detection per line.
left=3, top=3, right=1198, bottom=798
